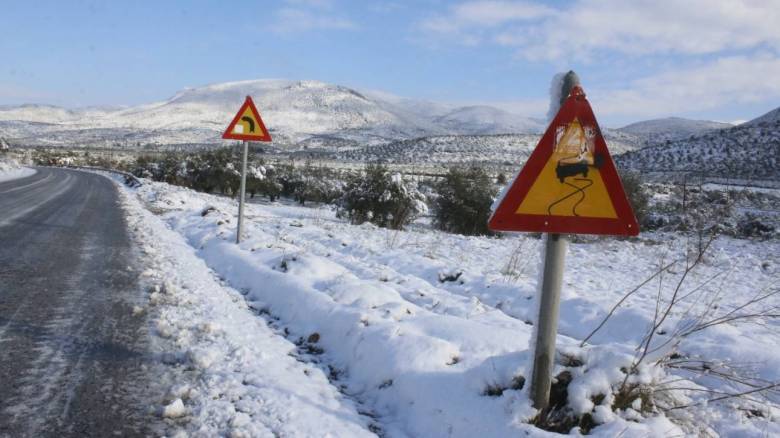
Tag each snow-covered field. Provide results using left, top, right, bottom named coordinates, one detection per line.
left=119, top=177, right=779, bottom=437
left=0, top=158, right=35, bottom=182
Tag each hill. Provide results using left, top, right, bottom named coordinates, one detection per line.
left=616, top=116, right=780, bottom=182
left=745, top=106, right=780, bottom=126
left=0, top=80, right=543, bottom=148
left=323, top=129, right=638, bottom=168
left=618, top=117, right=732, bottom=145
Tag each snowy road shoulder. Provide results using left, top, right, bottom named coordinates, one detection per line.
left=0, top=159, right=36, bottom=182
left=115, top=181, right=376, bottom=437
left=120, top=179, right=780, bottom=436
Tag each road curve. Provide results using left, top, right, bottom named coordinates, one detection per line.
left=0, top=168, right=158, bottom=437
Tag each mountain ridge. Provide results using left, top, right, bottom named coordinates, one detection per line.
left=618, top=117, right=734, bottom=146
left=746, top=106, right=780, bottom=126
left=0, top=79, right=757, bottom=154
left=617, top=114, right=779, bottom=181
left=0, top=79, right=541, bottom=148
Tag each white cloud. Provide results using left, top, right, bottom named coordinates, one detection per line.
left=420, top=1, right=552, bottom=33
left=283, top=0, right=334, bottom=8
left=420, top=0, right=780, bottom=59
left=591, top=54, right=780, bottom=117
left=419, top=1, right=552, bottom=44
left=416, top=1, right=780, bottom=119
left=271, top=1, right=356, bottom=34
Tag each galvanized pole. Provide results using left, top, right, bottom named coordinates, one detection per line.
left=236, top=140, right=248, bottom=244
left=529, top=233, right=568, bottom=409
left=529, top=70, right=579, bottom=410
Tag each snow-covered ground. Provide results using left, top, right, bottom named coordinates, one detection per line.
left=119, top=177, right=780, bottom=437
left=116, top=184, right=375, bottom=437
left=0, top=158, right=35, bottom=182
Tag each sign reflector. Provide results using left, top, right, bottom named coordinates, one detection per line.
left=489, top=86, right=638, bottom=236
left=222, top=96, right=272, bottom=142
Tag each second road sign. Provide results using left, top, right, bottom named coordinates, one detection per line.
left=223, top=96, right=272, bottom=142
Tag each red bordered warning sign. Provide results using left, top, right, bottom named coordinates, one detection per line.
left=488, top=86, right=638, bottom=236
left=222, top=96, right=272, bottom=142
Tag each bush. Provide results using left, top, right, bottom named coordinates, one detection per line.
left=433, top=167, right=498, bottom=236
left=129, top=152, right=348, bottom=206
left=291, top=162, right=344, bottom=205
left=737, top=214, right=775, bottom=238
left=338, top=164, right=427, bottom=230
left=619, top=171, right=649, bottom=227
left=248, top=165, right=282, bottom=201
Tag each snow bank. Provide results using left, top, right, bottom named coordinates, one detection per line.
left=141, top=184, right=543, bottom=437
left=120, top=179, right=780, bottom=436
left=0, top=158, right=35, bottom=182
left=117, top=182, right=375, bottom=437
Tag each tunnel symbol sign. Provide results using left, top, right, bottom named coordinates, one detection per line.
left=222, top=96, right=272, bottom=142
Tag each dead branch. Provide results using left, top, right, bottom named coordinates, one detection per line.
left=665, top=382, right=780, bottom=411
left=579, top=259, right=677, bottom=347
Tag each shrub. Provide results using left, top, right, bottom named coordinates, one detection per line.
left=131, top=155, right=158, bottom=180
left=737, top=214, right=775, bottom=238
left=338, top=164, right=427, bottom=230
left=433, top=167, right=498, bottom=236
left=291, top=163, right=344, bottom=205
left=248, top=165, right=282, bottom=201
left=130, top=147, right=248, bottom=196
left=619, top=171, right=649, bottom=227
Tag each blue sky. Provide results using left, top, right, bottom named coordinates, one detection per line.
left=2, top=0, right=779, bottom=127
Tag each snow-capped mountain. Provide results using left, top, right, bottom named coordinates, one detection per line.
left=618, top=117, right=733, bottom=145
left=0, top=79, right=543, bottom=148
left=0, top=104, right=119, bottom=124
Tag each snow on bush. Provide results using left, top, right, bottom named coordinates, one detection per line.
left=338, top=163, right=427, bottom=230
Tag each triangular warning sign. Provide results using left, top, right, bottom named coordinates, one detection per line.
left=222, top=96, right=272, bottom=141
left=489, top=86, right=638, bottom=236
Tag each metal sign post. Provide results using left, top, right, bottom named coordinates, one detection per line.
left=529, top=74, right=577, bottom=410
left=530, top=232, right=567, bottom=409
left=236, top=140, right=248, bottom=244
left=221, top=96, right=273, bottom=244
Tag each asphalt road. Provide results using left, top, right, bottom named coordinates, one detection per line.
left=0, top=168, right=158, bottom=437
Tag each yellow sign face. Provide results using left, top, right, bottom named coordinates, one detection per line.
left=232, top=107, right=258, bottom=135
left=515, top=118, right=617, bottom=218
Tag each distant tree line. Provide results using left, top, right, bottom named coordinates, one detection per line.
left=130, top=148, right=347, bottom=206
left=40, top=147, right=769, bottom=240
left=125, top=149, right=509, bottom=235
